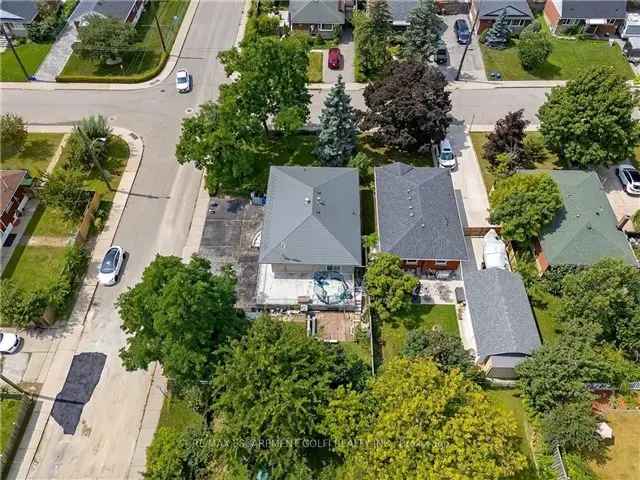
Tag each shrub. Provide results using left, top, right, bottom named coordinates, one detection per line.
left=39, top=167, right=88, bottom=219
left=523, top=134, right=549, bottom=166
left=521, top=19, right=541, bottom=34
left=1, top=113, right=28, bottom=156
left=0, top=280, right=48, bottom=328
left=27, top=2, right=65, bottom=42
left=518, top=30, right=552, bottom=71
left=47, top=245, right=89, bottom=315
left=633, top=209, right=640, bottom=231
left=541, top=401, right=600, bottom=454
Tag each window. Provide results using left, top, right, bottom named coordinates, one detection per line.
left=326, top=265, right=340, bottom=272
left=319, top=24, right=334, bottom=31
left=509, top=19, right=526, bottom=26
left=405, top=260, right=418, bottom=265
left=434, top=260, right=448, bottom=267
left=607, top=18, right=618, bottom=24
left=560, top=18, right=581, bottom=26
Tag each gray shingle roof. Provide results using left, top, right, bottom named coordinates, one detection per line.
left=388, top=0, right=418, bottom=25
left=553, top=0, right=626, bottom=20
left=464, top=268, right=541, bottom=361
left=259, top=166, right=361, bottom=266
left=289, top=0, right=345, bottom=25
left=374, top=163, right=468, bottom=261
left=0, top=0, right=39, bottom=22
left=475, top=0, right=533, bottom=18
left=94, top=0, right=138, bottom=21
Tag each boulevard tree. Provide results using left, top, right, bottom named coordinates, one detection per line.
left=74, top=15, right=136, bottom=65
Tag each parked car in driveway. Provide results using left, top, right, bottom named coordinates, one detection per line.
left=454, top=19, right=470, bottom=44
left=437, top=138, right=457, bottom=169
left=176, top=69, right=191, bottom=93
left=328, top=48, right=341, bottom=70
left=435, top=43, right=448, bottom=64
left=616, top=164, right=640, bottom=194
left=98, top=246, right=126, bottom=286
left=0, top=332, right=22, bottom=354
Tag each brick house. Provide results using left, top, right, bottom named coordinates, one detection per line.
left=289, top=0, right=355, bottom=39
left=0, top=170, right=32, bottom=244
left=470, top=0, right=534, bottom=34
left=374, top=163, right=468, bottom=275
left=543, top=0, right=626, bottom=35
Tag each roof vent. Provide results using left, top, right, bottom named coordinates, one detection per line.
left=586, top=222, right=592, bottom=230
left=409, top=206, right=413, bottom=210
left=409, top=212, right=414, bottom=217
left=304, top=197, right=311, bottom=205
left=421, top=224, right=425, bottom=228
left=576, top=213, right=580, bottom=218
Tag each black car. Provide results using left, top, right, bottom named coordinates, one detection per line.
left=454, top=19, right=471, bottom=44
left=435, top=44, right=448, bottom=64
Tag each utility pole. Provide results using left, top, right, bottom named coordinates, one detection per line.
left=1, top=25, right=30, bottom=81
left=455, top=10, right=480, bottom=81
left=153, top=13, right=167, bottom=54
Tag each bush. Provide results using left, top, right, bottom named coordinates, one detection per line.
left=541, top=401, right=600, bottom=454
left=633, top=209, right=640, bottom=231
left=0, top=280, right=48, bottom=328
left=540, top=264, right=581, bottom=296
left=27, top=2, right=65, bottom=43
left=521, top=19, right=541, bottom=34
left=1, top=113, right=28, bottom=156
left=518, top=30, right=552, bottom=71
left=47, top=245, right=89, bottom=315
left=39, top=168, right=88, bottom=219
left=523, top=134, right=549, bottom=166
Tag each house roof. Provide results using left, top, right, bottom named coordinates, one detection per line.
left=0, top=170, right=27, bottom=215
left=289, top=0, right=345, bottom=25
left=388, top=0, right=418, bottom=25
left=374, top=163, right=468, bottom=261
left=475, top=0, right=533, bottom=18
left=0, top=0, right=39, bottom=23
left=93, top=0, right=138, bottom=21
left=529, top=170, right=637, bottom=267
left=259, top=166, right=362, bottom=266
left=551, top=0, right=627, bottom=20
left=464, top=268, right=541, bottom=361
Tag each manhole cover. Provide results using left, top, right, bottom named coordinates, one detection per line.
left=185, top=107, right=194, bottom=114
left=160, top=88, right=165, bottom=93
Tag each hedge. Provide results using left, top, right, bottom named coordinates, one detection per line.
left=0, top=393, right=34, bottom=479
left=56, top=53, right=168, bottom=84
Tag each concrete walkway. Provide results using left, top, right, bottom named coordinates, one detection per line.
left=35, top=0, right=99, bottom=81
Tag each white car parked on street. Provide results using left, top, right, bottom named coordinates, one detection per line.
left=176, top=69, right=191, bottom=93
left=98, top=246, right=126, bottom=286
left=616, top=164, right=640, bottom=195
left=0, top=332, right=22, bottom=354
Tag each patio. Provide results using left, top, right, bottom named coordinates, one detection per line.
left=418, top=279, right=464, bottom=305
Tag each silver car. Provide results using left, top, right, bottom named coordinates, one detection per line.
left=98, top=246, right=125, bottom=286
left=616, top=164, right=640, bottom=195
left=175, top=69, right=191, bottom=93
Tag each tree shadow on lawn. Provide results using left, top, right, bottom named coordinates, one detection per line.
left=358, top=135, right=433, bottom=168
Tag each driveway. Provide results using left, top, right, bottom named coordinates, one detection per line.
left=598, top=165, right=639, bottom=232
left=323, top=27, right=355, bottom=84
left=439, top=14, right=486, bottom=81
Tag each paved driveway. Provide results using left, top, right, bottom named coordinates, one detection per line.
left=439, top=14, right=486, bottom=81
left=323, top=27, right=355, bottom=84
left=599, top=165, right=640, bottom=232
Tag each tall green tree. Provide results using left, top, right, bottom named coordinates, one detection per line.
left=403, top=0, right=445, bottom=62
left=368, top=0, right=393, bottom=35
left=218, top=36, right=311, bottom=135
left=538, top=66, right=640, bottom=168
left=323, top=358, right=527, bottom=479
left=39, top=167, right=87, bottom=220
left=364, top=253, right=418, bottom=321
left=74, top=15, right=136, bottom=65
left=541, top=401, right=601, bottom=454
left=484, top=9, right=510, bottom=48
left=315, top=75, right=358, bottom=167
left=353, top=11, right=390, bottom=80
left=560, top=258, right=640, bottom=357
left=118, top=256, right=245, bottom=392
left=212, top=316, right=368, bottom=479
left=0, top=113, right=27, bottom=157
left=489, top=172, right=562, bottom=242
left=518, top=29, right=552, bottom=70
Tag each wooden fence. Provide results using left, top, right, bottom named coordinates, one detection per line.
left=75, top=191, right=102, bottom=246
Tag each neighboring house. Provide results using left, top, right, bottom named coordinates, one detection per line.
left=527, top=170, right=638, bottom=272
left=374, top=163, right=468, bottom=275
left=470, top=0, right=534, bottom=33
left=463, top=267, right=541, bottom=379
left=0, top=0, right=39, bottom=37
left=0, top=170, right=32, bottom=244
left=543, top=0, right=626, bottom=35
left=92, top=0, right=148, bottom=25
left=388, top=0, right=417, bottom=27
left=288, top=0, right=354, bottom=39
left=256, top=166, right=362, bottom=310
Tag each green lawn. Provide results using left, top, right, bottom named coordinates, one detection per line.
left=532, top=291, right=562, bottom=345
left=0, top=397, right=21, bottom=453
left=2, top=245, right=68, bottom=291
left=358, top=135, right=433, bottom=168
left=480, top=20, right=633, bottom=81
left=342, top=340, right=372, bottom=366
left=82, top=136, right=130, bottom=201
left=0, top=133, right=65, bottom=175
left=381, top=305, right=458, bottom=362
left=469, top=131, right=560, bottom=193
left=589, top=410, right=640, bottom=480
left=60, top=0, right=189, bottom=80
left=308, top=51, right=323, bottom=83
left=156, top=396, right=203, bottom=431
left=24, top=204, right=79, bottom=238
left=0, top=41, right=52, bottom=82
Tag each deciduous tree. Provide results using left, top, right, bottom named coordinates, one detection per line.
left=518, top=29, right=552, bottom=70
left=403, top=0, right=445, bottom=62
left=483, top=109, right=529, bottom=166
left=74, top=15, right=136, bottom=65
left=1, top=113, right=27, bottom=156
left=541, top=401, right=601, bottom=454
left=323, top=358, right=527, bottom=479
left=489, top=172, right=562, bottom=242
left=538, top=66, right=640, bottom=168
left=118, top=256, right=245, bottom=392
left=361, top=61, right=451, bottom=153
left=145, top=425, right=212, bottom=480
left=353, top=11, right=389, bottom=80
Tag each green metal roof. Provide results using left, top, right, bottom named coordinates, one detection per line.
left=535, top=170, right=637, bottom=267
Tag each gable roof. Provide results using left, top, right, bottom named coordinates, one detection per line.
left=0, top=0, right=39, bottom=23
left=388, top=0, right=418, bottom=25
left=530, top=170, right=637, bottom=267
left=0, top=170, right=27, bottom=215
left=289, top=0, right=345, bottom=25
left=259, top=166, right=361, bottom=266
left=551, top=0, right=627, bottom=20
left=93, top=0, right=138, bottom=21
left=374, top=163, right=468, bottom=261
left=475, top=0, right=533, bottom=18
left=464, top=268, right=541, bottom=361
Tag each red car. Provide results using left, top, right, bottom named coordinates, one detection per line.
left=328, top=48, right=341, bottom=70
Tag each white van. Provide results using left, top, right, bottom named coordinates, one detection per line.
left=438, top=138, right=456, bottom=169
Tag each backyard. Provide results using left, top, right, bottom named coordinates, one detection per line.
left=0, top=41, right=53, bottom=82
left=480, top=19, right=633, bottom=81
left=59, top=0, right=189, bottom=81
left=589, top=410, right=640, bottom=480
left=381, top=305, right=458, bottom=361
left=308, top=51, right=323, bottom=83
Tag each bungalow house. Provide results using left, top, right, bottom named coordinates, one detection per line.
left=92, top=0, right=148, bottom=26
left=470, top=0, right=534, bottom=34
left=462, top=267, right=541, bottom=379
left=289, top=0, right=354, bottom=39
left=0, top=0, right=39, bottom=37
left=527, top=170, right=638, bottom=272
left=256, top=166, right=362, bottom=310
left=1, top=170, right=32, bottom=244
left=544, top=0, right=626, bottom=35
left=374, top=163, right=468, bottom=276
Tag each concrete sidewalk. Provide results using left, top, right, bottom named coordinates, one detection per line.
left=8, top=125, right=145, bottom=480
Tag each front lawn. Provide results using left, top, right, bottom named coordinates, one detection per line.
left=0, top=133, right=65, bottom=175
left=59, top=0, right=189, bottom=81
left=24, top=204, right=79, bottom=238
left=358, top=135, right=433, bottom=168
left=156, top=395, right=203, bottom=431
left=0, top=41, right=53, bottom=82
left=589, top=410, right=640, bottom=480
left=308, top=51, right=323, bottom=83
left=381, top=305, right=458, bottom=361
left=480, top=20, right=633, bottom=81
left=2, top=245, right=68, bottom=292
left=0, top=397, right=21, bottom=453
left=81, top=136, right=130, bottom=201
